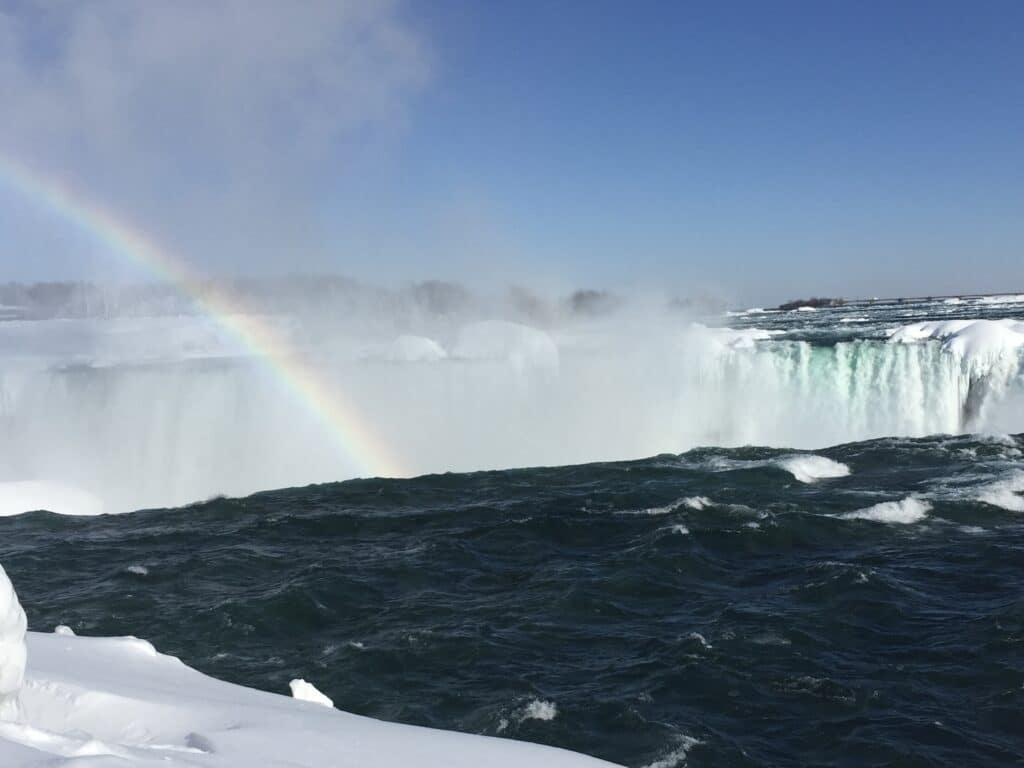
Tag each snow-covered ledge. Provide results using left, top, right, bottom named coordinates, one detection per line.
left=0, top=564, right=27, bottom=722
left=0, top=560, right=619, bottom=767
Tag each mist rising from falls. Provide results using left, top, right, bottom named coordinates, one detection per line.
left=1, top=295, right=1023, bottom=514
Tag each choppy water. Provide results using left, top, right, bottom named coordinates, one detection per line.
left=3, top=434, right=1023, bottom=767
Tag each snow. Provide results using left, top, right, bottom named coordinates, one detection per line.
left=888, top=318, right=1024, bottom=368
left=0, top=482, right=104, bottom=518
left=0, top=564, right=619, bottom=767
left=289, top=679, right=334, bottom=708
left=777, top=455, right=851, bottom=483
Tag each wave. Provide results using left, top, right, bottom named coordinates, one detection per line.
left=841, top=497, right=931, bottom=524
left=777, top=456, right=851, bottom=483
left=976, top=470, right=1024, bottom=512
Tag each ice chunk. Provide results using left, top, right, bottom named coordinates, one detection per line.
left=289, top=679, right=334, bottom=708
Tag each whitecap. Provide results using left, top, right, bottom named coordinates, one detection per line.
left=976, top=470, right=1024, bottom=511
left=518, top=699, right=557, bottom=722
left=842, top=497, right=931, bottom=524
left=681, top=496, right=711, bottom=510
left=777, top=456, right=851, bottom=483
left=642, top=735, right=701, bottom=768
left=686, top=632, right=712, bottom=650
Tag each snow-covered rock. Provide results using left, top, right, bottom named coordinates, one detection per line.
left=0, top=564, right=27, bottom=721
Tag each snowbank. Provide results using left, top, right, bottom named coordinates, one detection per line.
left=0, top=567, right=618, bottom=767
left=888, top=319, right=1024, bottom=368
left=0, top=565, right=27, bottom=720
left=0, top=482, right=104, bottom=518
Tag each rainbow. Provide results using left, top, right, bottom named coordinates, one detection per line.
left=0, top=155, right=406, bottom=479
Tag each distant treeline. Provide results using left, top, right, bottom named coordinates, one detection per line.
left=0, top=277, right=646, bottom=323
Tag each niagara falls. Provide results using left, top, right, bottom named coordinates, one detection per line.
left=1, top=3, right=1022, bottom=767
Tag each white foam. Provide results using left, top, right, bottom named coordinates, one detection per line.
left=629, top=504, right=678, bottom=516
left=0, top=482, right=104, bottom=517
left=641, top=735, right=700, bottom=768
left=843, top=497, right=931, bottom=524
left=681, top=496, right=711, bottom=510
left=976, top=471, right=1024, bottom=511
left=289, top=679, right=334, bottom=708
left=519, top=699, right=558, bottom=722
left=977, top=294, right=1024, bottom=305
left=127, top=565, right=149, bottom=576
left=686, top=632, right=712, bottom=650
left=777, top=456, right=851, bottom=483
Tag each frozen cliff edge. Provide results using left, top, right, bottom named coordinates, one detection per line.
left=0, top=565, right=619, bottom=767
left=888, top=318, right=1024, bottom=368
left=0, top=565, right=27, bottom=722
left=888, top=318, right=1024, bottom=427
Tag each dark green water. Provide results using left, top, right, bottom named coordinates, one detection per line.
left=2, top=435, right=1022, bottom=767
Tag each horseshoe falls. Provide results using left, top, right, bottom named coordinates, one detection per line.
left=1, top=291, right=1023, bottom=768
left=0, top=294, right=1022, bottom=513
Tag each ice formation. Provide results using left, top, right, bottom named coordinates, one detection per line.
left=0, top=564, right=27, bottom=721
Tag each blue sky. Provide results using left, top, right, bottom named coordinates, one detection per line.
left=1, top=1, right=1022, bottom=303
